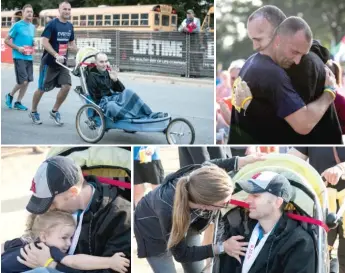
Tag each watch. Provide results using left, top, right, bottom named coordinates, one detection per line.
left=217, top=242, right=225, bottom=255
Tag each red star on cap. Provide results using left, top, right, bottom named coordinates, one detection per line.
left=30, top=179, right=36, bottom=193
left=252, top=172, right=261, bottom=179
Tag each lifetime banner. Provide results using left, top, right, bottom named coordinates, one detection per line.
left=7, top=30, right=214, bottom=77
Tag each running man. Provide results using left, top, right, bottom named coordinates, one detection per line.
left=29, top=1, right=78, bottom=125
left=4, top=4, right=35, bottom=111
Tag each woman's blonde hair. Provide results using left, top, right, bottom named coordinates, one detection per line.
left=22, top=210, right=76, bottom=243
left=167, top=165, right=233, bottom=249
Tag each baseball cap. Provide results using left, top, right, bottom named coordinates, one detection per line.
left=26, top=156, right=83, bottom=214
left=187, top=9, right=194, bottom=14
left=238, top=171, right=293, bottom=203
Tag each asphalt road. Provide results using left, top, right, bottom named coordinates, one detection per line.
left=1, top=66, right=214, bottom=145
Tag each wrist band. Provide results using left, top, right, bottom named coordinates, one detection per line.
left=44, top=257, right=54, bottom=267
left=324, top=88, right=336, bottom=99
left=241, top=97, right=252, bottom=109
left=324, top=85, right=336, bottom=92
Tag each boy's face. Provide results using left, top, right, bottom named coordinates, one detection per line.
left=41, top=224, right=75, bottom=253
left=50, top=188, right=80, bottom=213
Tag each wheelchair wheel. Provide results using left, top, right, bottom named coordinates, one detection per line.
left=76, top=104, right=106, bottom=143
left=166, top=118, right=195, bottom=144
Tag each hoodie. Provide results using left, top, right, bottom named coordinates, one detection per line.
left=286, top=40, right=343, bottom=144
left=1, top=238, right=77, bottom=273
left=86, top=67, right=126, bottom=104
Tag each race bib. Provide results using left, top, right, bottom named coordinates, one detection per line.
left=58, top=44, right=68, bottom=56
left=23, top=46, right=34, bottom=55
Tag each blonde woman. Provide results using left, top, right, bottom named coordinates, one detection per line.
left=134, top=155, right=263, bottom=273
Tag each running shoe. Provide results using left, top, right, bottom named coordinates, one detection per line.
left=5, top=93, right=13, bottom=109
left=50, top=111, right=64, bottom=126
left=29, top=112, right=42, bottom=125
left=14, top=102, right=28, bottom=111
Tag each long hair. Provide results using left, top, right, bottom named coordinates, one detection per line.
left=327, top=60, right=343, bottom=87
left=22, top=210, right=76, bottom=243
left=167, top=165, right=233, bottom=249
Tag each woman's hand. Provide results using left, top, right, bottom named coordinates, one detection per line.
left=321, top=165, right=344, bottom=185
left=223, top=235, right=248, bottom=263
left=17, top=243, right=52, bottom=268
left=108, top=252, right=130, bottom=273
left=238, top=154, right=266, bottom=169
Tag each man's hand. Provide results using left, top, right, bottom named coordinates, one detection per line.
left=238, top=154, right=266, bottom=169
left=17, top=46, right=25, bottom=54
left=223, top=235, right=248, bottom=263
left=109, top=70, right=118, bottom=81
left=55, top=54, right=66, bottom=64
left=321, top=165, right=344, bottom=185
left=232, top=78, right=252, bottom=111
left=17, top=243, right=52, bottom=268
left=324, top=66, right=337, bottom=89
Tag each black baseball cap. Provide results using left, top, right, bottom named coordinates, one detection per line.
left=238, top=171, right=293, bottom=203
left=26, top=156, right=83, bottom=214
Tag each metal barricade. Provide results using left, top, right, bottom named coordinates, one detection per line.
left=30, top=30, right=214, bottom=78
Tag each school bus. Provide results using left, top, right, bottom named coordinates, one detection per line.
left=1, top=10, right=39, bottom=27
left=201, top=6, right=214, bottom=32
left=1, top=5, right=178, bottom=31
left=40, top=4, right=177, bottom=31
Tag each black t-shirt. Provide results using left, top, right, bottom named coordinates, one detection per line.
left=229, top=53, right=305, bottom=144
left=41, top=18, right=74, bottom=66
left=295, top=147, right=345, bottom=191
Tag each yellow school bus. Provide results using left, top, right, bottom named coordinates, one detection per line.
left=2, top=5, right=177, bottom=31
left=39, top=4, right=178, bottom=31
left=201, top=6, right=214, bottom=32
left=1, top=10, right=39, bottom=27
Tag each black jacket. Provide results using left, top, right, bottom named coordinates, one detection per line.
left=134, top=158, right=237, bottom=262
left=217, top=211, right=316, bottom=273
left=1, top=239, right=78, bottom=273
left=74, top=176, right=131, bottom=273
left=86, top=67, right=126, bottom=104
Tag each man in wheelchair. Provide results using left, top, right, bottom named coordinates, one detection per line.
left=86, top=52, right=164, bottom=120
left=217, top=171, right=316, bottom=273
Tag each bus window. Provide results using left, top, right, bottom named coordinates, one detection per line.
left=88, top=15, right=94, bottom=26
left=14, top=16, right=21, bottom=23
left=209, top=13, right=214, bottom=29
left=104, top=15, right=111, bottom=26
left=171, top=15, right=177, bottom=26
left=72, top=16, right=78, bottom=26
left=45, top=16, right=54, bottom=25
left=162, top=15, right=169, bottom=26
left=32, top=17, right=39, bottom=27
left=2, top=17, right=6, bottom=27
left=154, top=14, right=160, bottom=25
left=122, top=14, right=129, bottom=25
left=96, top=15, right=102, bottom=26
left=131, top=14, right=139, bottom=25
left=80, top=15, right=86, bottom=26
left=140, top=13, right=148, bottom=25
left=113, top=14, right=120, bottom=25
